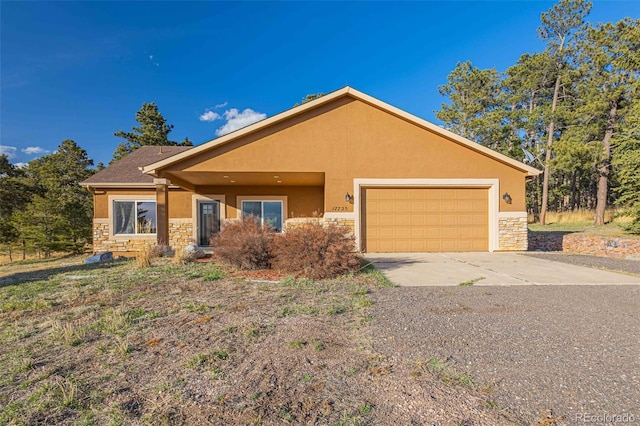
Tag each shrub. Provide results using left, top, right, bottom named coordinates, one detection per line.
left=135, top=245, right=155, bottom=268
left=210, top=217, right=274, bottom=270
left=270, top=222, right=360, bottom=279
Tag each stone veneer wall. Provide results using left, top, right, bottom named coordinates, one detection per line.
left=92, top=220, right=111, bottom=253
left=169, top=219, right=194, bottom=249
left=92, top=218, right=193, bottom=254
left=284, top=217, right=355, bottom=231
left=320, top=217, right=355, bottom=231
left=498, top=215, right=528, bottom=251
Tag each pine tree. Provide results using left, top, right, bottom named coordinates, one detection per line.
left=17, top=140, right=95, bottom=255
left=436, top=61, right=505, bottom=148
left=537, top=0, right=592, bottom=225
left=112, top=102, right=193, bottom=162
left=570, top=18, right=640, bottom=225
left=0, top=155, right=31, bottom=260
left=613, top=99, right=640, bottom=233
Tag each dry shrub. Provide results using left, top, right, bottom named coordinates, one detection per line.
left=210, top=217, right=274, bottom=270
left=271, top=222, right=360, bottom=279
left=135, top=245, right=155, bottom=268
left=172, top=245, right=192, bottom=264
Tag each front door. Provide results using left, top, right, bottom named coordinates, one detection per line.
left=198, top=201, right=220, bottom=246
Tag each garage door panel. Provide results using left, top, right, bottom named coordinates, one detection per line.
left=411, top=228, right=426, bottom=238
left=411, top=214, right=426, bottom=226
left=365, top=187, right=488, bottom=252
left=411, top=201, right=426, bottom=212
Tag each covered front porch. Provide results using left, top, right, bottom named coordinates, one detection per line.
left=151, top=171, right=328, bottom=248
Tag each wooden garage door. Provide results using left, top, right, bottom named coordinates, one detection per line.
left=364, top=187, right=488, bottom=252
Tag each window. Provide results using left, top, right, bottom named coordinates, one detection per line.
left=113, top=201, right=157, bottom=235
left=241, top=200, right=283, bottom=232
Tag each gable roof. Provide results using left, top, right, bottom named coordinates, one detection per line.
left=141, top=86, right=540, bottom=177
left=80, top=146, right=193, bottom=188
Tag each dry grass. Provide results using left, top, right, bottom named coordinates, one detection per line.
left=528, top=209, right=637, bottom=237
left=528, top=209, right=627, bottom=224
left=135, top=245, right=155, bottom=268
left=0, top=257, right=512, bottom=425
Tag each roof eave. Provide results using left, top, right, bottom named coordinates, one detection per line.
left=80, top=182, right=182, bottom=189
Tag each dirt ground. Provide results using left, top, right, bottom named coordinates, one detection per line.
left=0, top=256, right=512, bottom=425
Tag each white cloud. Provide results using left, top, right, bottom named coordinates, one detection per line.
left=215, top=102, right=228, bottom=109
left=0, top=145, right=17, bottom=159
left=14, top=162, right=28, bottom=169
left=215, top=108, right=267, bottom=136
left=199, top=110, right=221, bottom=122
left=22, top=146, right=50, bottom=155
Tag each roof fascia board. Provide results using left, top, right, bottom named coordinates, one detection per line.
left=80, top=182, right=182, bottom=189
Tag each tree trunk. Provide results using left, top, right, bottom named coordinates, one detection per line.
left=540, top=72, right=562, bottom=225
left=8, top=245, right=12, bottom=262
left=22, top=239, right=26, bottom=260
left=570, top=170, right=578, bottom=211
left=595, top=102, right=617, bottom=226
left=529, top=176, right=540, bottom=222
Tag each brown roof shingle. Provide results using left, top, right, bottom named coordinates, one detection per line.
left=81, top=146, right=193, bottom=186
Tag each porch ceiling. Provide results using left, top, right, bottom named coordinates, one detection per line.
left=163, top=171, right=325, bottom=187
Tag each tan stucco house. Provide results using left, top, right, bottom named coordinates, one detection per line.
left=81, top=87, right=540, bottom=255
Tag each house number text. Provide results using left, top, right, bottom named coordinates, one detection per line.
left=331, top=206, right=348, bottom=211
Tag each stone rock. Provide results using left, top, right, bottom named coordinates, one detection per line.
left=184, top=244, right=205, bottom=259
left=85, top=252, right=113, bottom=264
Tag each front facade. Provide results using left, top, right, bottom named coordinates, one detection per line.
left=82, top=87, right=539, bottom=255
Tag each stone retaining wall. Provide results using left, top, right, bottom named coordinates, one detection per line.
left=528, top=231, right=565, bottom=251
left=562, top=234, right=640, bottom=259
left=529, top=231, right=640, bottom=260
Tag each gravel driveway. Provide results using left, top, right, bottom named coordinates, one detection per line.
left=371, top=284, right=640, bottom=425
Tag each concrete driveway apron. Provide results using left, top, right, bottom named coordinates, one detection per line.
left=365, top=252, right=640, bottom=286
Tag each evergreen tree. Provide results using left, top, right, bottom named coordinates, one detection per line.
left=112, top=102, right=193, bottom=162
left=570, top=18, right=640, bottom=225
left=613, top=99, right=640, bottom=233
left=0, top=155, right=31, bottom=260
left=537, top=0, right=592, bottom=225
left=295, top=93, right=325, bottom=106
left=436, top=61, right=505, bottom=148
left=17, top=140, right=95, bottom=255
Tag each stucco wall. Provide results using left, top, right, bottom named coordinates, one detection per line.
left=166, top=98, right=529, bottom=214
left=94, top=188, right=192, bottom=219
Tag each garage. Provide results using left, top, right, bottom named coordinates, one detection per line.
left=363, top=187, right=489, bottom=252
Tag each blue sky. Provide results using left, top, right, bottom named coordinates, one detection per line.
left=1, top=1, right=638, bottom=167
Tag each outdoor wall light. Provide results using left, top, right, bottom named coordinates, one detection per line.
left=502, top=192, right=512, bottom=204
left=345, top=192, right=353, bottom=203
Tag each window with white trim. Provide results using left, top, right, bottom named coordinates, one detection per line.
left=241, top=200, right=283, bottom=232
left=113, top=201, right=157, bottom=235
